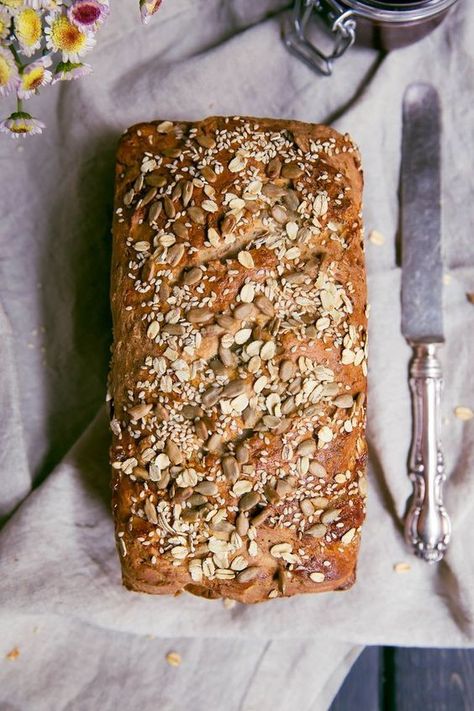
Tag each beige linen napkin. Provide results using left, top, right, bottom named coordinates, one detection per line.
left=1, top=1, right=473, bottom=709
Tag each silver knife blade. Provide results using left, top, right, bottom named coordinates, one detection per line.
left=401, top=83, right=444, bottom=343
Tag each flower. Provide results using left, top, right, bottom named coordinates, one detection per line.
left=18, top=54, right=52, bottom=98
left=52, top=59, right=91, bottom=82
left=0, top=0, right=110, bottom=138
left=0, top=7, right=11, bottom=39
left=0, top=45, right=18, bottom=96
left=45, top=13, right=94, bottom=61
left=25, top=0, right=63, bottom=8
left=39, top=0, right=64, bottom=12
left=14, top=7, right=42, bottom=56
left=68, top=0, right=108, bottom=31
left=140, top=0, right=162, bottom=25
left=0, top=111, right=45, bottom=137
left=0, top=0, right=24, bottom=12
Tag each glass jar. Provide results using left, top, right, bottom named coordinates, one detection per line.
left=283, top=0, right=459, bottom=75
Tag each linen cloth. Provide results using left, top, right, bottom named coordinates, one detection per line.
left=1, top=1, right=474, bottom=708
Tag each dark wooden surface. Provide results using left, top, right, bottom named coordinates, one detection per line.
left=330, top=646, right=382, bottom=711
left=330, top=647, right=474, bottom=711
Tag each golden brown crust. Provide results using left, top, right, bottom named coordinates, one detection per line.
left=109, top=116, right=368, bottom=604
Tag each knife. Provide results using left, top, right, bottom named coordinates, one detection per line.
left=401, top=83, right=451, bottom=563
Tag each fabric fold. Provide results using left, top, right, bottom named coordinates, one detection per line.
left=0, top=304, right=31, bottom=521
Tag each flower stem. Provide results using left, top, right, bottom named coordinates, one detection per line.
left=9, top=42, right=24, bottom=71
left=17, top=97, right=24, bottom=113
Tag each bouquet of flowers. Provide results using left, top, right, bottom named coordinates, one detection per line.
left=0, top=0, right=163, bottom=138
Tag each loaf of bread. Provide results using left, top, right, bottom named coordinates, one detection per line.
left=109, top=116, right=367, bottom=603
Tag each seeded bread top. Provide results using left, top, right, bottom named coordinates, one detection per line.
left=110, top=116, right=368, bottom=603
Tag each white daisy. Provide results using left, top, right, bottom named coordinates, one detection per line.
left=0, top=0, right=24, bottom=14
left=0, top=111, right=45, bottom=138
left=52, top=59, right=92, bottom=82
left=0, top=45, right=19, bottom=97
left=14, top=7, right=43, bottom=57
left=18, top=54, right=53, bottom=98
left=45, top=12, right=95, bottom=61
left=0, top=7, right=12, bottom=40
left=140, top=0, right=162, bottom=25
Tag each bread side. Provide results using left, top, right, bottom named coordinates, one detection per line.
left=110, top=116, right=367, bottom=603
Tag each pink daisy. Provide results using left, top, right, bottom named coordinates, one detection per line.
left=68, top=0, right=108, bottom=31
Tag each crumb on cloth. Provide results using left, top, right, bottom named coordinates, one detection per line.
left=166, top=652, right=182, bottom=667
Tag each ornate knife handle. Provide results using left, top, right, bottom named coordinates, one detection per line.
left=405, top=342, right=451, bottom=562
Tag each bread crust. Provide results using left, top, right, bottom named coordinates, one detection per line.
left=110, top=116, right=367, bottom=603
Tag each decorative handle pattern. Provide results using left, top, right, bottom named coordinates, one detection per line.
left=404, top=343, right=451, bottom=562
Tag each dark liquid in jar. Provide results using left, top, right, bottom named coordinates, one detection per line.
left=362, top=0, right=436, bottom=6
left=353, top=1, right=452, bottom=49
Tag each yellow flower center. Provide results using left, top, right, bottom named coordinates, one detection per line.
left=0, top=55, right=12, bottom=88
left=16, top=8, right=42, bottom=48
left=50, top=16, right=86, bottom=53
left=1, top=0, right=23, bottom=8
left=11, top=121, right=33, bottom=134
left=22, top=65, right=45, bottom=92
